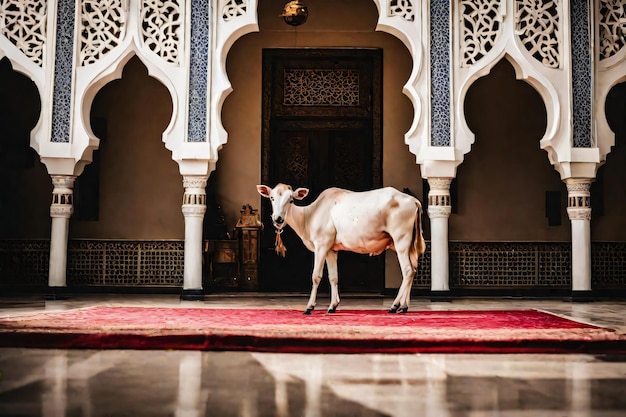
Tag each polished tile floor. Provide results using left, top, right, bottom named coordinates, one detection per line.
left=0, top=293, right=625, bottom=417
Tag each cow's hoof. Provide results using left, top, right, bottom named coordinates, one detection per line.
left=388, top=304, right=400, bottom=313
left=396, top=306, right=408, bottom=314
left=327, top=306, right=337, bottom=313
left=303, top=307, right=314, bottom=315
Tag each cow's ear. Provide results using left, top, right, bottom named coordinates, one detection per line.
left=293, top=188, right=309, bottom=200
left=257, top=185, right=272, bottom=198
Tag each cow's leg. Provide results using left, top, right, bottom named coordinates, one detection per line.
left=325, top=251, right=340, bottom=313
left=304, top=247, right=330, bottom=315
left=389, top=248, right=415, bottom=313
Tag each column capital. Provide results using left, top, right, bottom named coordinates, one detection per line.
left=51, top=175, right=76, bottom=189
left=182, top=205, right=207, bottom=217
left=566, top=178, right=591, bottom=221
left=427, top=177, right=452, bottom=219
left=428, top=205, right=452, bottom=219
left=567, top=208, right=591, bottom=221
left=565, top=178, right=592, bottom=193
left=50, top=206, right=74, bottom=218
left=427, top=177, right=453, bottom=191
left=182, top=175, right=208, bottom=189
left=182, top=175, right=208, bottom=217
left=50, top=175, right=75, bottom=218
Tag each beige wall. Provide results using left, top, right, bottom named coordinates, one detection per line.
left=70, top=57, right=184, bottom=240
left=592, top=81, right=626, bottom=241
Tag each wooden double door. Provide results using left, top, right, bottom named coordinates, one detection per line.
left=260, top=48, right=383, bottom=293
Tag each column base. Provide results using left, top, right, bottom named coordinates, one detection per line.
left=180, top=289, right=205, bottom=301
left=429, top=290, right=453, bottom=302
left=571, top=290, right=594, bottom=302
left=45, top=286, right=69, bottom=300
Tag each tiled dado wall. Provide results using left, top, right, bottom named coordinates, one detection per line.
left=1, top=240, right=625, bottom=290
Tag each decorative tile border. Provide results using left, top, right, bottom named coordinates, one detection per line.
left=2, top=239, right=626, bottom=289
left=571, top=0, right=592, bottom=147
left=430, top=0, right=451, bottom=147
left=50, top=0, right=74, bottom=143
left=187, top=0, right=209, bottom=142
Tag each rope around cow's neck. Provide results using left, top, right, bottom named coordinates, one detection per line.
left=274, top=228, right=287, bottom=257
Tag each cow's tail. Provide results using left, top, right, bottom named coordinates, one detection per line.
left=410, top=202, right=426, bottom=270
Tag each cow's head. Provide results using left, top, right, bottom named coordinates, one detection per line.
left=257, top=183, right=309, bottom=229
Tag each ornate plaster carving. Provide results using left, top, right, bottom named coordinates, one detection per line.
left=68, top=0, right=196, bottom=177
left=79, top=0, right=126, bottom=66
left=389, top=0, right=414, bottom=21
left=222, top=0, right=246, bottom=21
left=599, top=0, right=626, bottom=61
left=452, top=0, right=592, bottom=180
left=515, top=0, right=560, bottom=68
left=183, top=176, right=208, bottom=189
left=0, top=0, right=46, bottom=67
left=140, top=0, right=182, bottom=65
left=460, top=0, right=502, bottom=67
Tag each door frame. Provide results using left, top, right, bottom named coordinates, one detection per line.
left=261, top=48, right=383, bottom=188
left=260, top=48, right=384, bottom=292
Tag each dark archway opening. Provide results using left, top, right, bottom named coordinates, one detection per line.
left=454, top=59, right=569, bottom=291
left=0, top=57, right=47, bottom=239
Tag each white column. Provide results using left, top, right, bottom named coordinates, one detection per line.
left=566, top=179, right=592, bottom=293
left=182, top=176, right=208, bottom=299
left=48, top=176, right=75, bottom=288
left=427, top=178, right=452, bottom=292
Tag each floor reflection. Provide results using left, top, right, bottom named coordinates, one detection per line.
left=1, top=295, right=625, bottom=416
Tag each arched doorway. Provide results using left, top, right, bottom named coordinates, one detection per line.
left=455, top=59, right=567, bottom=290
left=0, top=57, right=48, bottom=238
left=260, top=48, right=383, bottom=292
left=67, top=56, right=181, bottom=287
left=220, top=0, right=417, bottom=293
left=0, top=58, right=50, bottom=286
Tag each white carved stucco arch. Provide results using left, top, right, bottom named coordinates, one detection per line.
left=0, top=0, right=57, bottom=168
left=210, top=0, right=429, bottom=169
left=372, top=0, right=429, bottom=161
left=67, top=0, right=190, bottom=177
left=451, top=0, right=583, bottom=179
left=597, top=72, right=626, bottom=163
left=208, top=0, right=260, bottom=163
left=594, top=0, right=626, bottom=164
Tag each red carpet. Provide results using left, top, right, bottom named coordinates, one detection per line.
left=1, top=307, right=625, bottom=353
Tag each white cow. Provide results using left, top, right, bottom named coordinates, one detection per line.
left=257, top=183, right=426, bottom=314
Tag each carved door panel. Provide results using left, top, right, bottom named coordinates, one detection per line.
left=261, top=49, right=383, bottom=293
